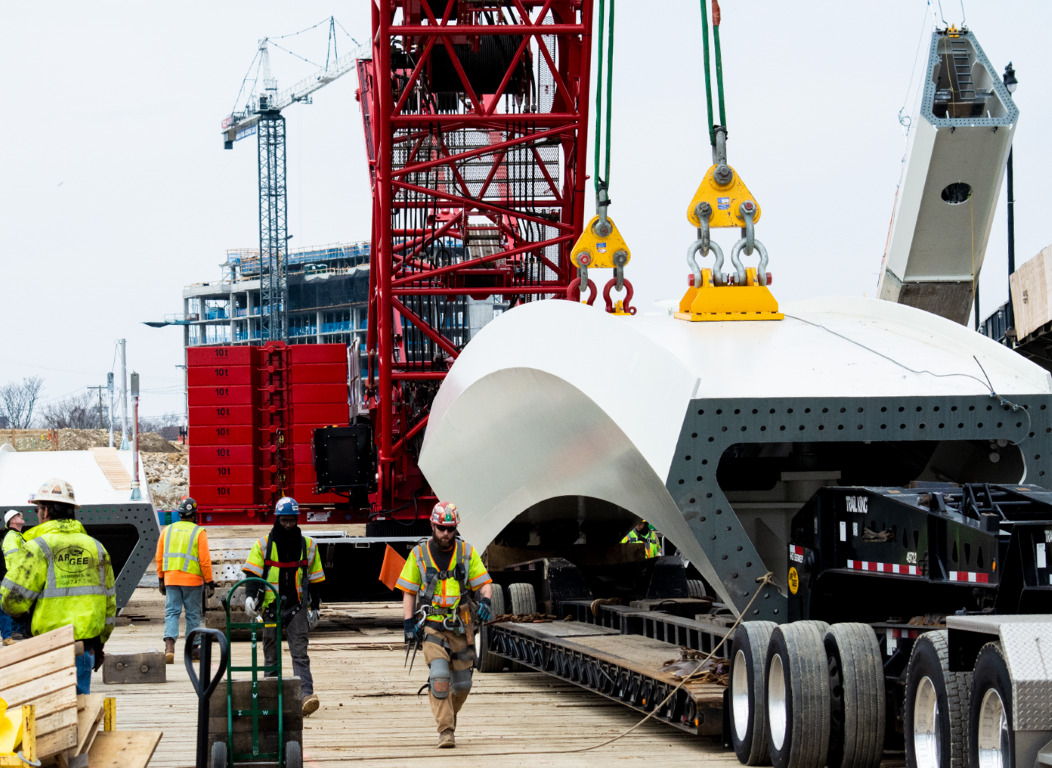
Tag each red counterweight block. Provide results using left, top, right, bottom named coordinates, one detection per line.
left=187, top=346, right=260, bottom=510
left=186, top=342, right=352, bottom=521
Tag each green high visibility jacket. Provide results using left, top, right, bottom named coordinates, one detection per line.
left=0, top=519, right=116, bottom=645
left=242, top=533, right=325, bottom=609
left=2, top=529, right=25, bottom=570
left=622, top=527, right=663, bottom=558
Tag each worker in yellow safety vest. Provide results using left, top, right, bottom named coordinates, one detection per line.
left=1, top=509, right=28, bottom=645
left=155, top=496, right=214, bottom=664
left=241, top=497, right=325, bottom=717
left=397, top=502, right=493, bottom=749
left=622, top=519, right=663, bottom=558
left=0, top=478, right=115, bottom=694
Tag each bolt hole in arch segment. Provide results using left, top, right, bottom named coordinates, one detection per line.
left=418, top=297, right=1052, bottom=620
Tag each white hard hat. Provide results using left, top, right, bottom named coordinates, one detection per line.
left=3, top=509, right=21, bottom=527
left=30, top=477, right=80, bottom=508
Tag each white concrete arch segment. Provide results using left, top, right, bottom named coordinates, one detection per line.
left=418, top=299, right=701, bottom=563
left=419, top=296, right=1052, bottom=614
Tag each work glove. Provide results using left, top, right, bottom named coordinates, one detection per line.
left=308, top=609, right=320, bottom=631
left=477, top=596, right=492, bottom=623
left=403, top=618, right=419, bottom=645
left=158, top=584, right=166, bottom=596
left=93, top=649, right=105, bottom=672
left=205, top=581, right=216, bottom=598
left=244, top=595, right=259, bottom=619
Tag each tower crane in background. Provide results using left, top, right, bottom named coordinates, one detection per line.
left=221, top=17, right=363, bottom=342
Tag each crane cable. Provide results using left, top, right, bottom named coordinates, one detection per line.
left=698, top=0, right=727, bottom=146
left=593, top=0, right=616, bottom=198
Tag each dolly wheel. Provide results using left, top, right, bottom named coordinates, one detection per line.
left=210, top=741, right=227, bottom=768
left=285, top=740, right=302, bottom=768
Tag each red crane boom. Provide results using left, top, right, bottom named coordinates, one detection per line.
left=357, top=0, right=595, bottom=517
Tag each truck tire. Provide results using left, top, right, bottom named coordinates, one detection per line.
left=766, top=620, right=831, bottom=768
left=285, top=740, right=302, bottom=768
left=905, top=630, right=970, bottom=768
left=476, top=585, right=506, bottom=673
left=210, top=741, right=227, bottom=768
left=687, top=579, right=706, bottom=599
left=729, top=621, right=776, bottom=765
left=968, top=642, right=1012, bottom=768
left=509, top=582, right=537, bottom=615
left=825, top=623, right=885, bottom=768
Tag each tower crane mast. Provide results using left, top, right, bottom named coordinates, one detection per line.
left=222, top=17, right=363, bottom=342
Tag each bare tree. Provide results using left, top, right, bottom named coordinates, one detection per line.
left=139, top=412, right=183, bottom=440
left=40, top=391, right=98, bottom=429
left=0, top=376, right=44, bottom=428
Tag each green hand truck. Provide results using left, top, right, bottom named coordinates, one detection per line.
left=209, top=577, right=302, bottom=768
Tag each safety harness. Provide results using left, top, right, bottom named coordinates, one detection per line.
left=262, top=530, right=311, bottom=612
left=414, top=540, right=477, bottom=646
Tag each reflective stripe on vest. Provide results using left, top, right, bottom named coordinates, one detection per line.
left=34, top=537, right=114, bottom=599
left=162, top=523, right=202, bottom=574
left=417, top=540, right=469, bottom=610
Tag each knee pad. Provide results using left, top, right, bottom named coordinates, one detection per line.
left=429, top=658, right=451, bottom=699
left=450, top=666, right=473, bottom=695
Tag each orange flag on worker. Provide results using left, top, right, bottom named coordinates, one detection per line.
left=379, top=545, right=407, bottom=591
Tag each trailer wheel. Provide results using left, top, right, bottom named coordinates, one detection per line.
left=825, top=623, right=885, bottom=768
left=509, top=582, right=537, bottom=615
left=729, top=621, right=776, bottom=765
left=968, top=642, right=1012, bottom=768
left=905, top=630, right=971, bottom=768
left=766, top=620, right=831, bottom=768
left=507, top=583, right=537, bottom=672
left=210, top=741, right=227, bottom=768
left=476, top=585, right=506, bottom=673
left=285, top=740, right=302, bottom=768
left=687, top=579, right=706, bottom=599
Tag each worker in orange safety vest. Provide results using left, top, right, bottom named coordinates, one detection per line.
left=155, top=496, right=214, bottom=663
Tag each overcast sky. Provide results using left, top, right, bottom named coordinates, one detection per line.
left=1, top=1, right=1049, bottom=421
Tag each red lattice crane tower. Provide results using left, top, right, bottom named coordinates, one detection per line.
left=357, top=0, right=595, bottom=516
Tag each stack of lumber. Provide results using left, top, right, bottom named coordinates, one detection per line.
left=0, top=625, right=78, bottom=759
left=0, top=625, right=163, bottom=767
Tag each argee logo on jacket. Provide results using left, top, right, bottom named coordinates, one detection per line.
left=55, top=546, right=93, bottom=576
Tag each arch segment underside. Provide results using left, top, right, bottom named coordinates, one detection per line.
left=419, top=299, right=1052, bottom=619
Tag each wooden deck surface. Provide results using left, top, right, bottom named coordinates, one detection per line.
left=96, top=586, right=740, bottom=766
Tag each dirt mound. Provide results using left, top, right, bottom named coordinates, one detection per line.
left=55, top=429, right=180, bottom=453
left=143, top=446, right=189, bottom=510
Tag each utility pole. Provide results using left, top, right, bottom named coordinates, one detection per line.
left=86, top=385, right=105, bottom=428
left=130, top=372, right=142, bottom=500
left=119, top=339, right=130, bottom=449
left=107, top=372, right=115, bottom=447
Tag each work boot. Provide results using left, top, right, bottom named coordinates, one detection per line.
left=164, top=637, right=175, bottom=664
left=437, top=731, right=455, bottom=749
left=2, top=637, right=16, bottom=646
left=191, top=645, right=201, bottom=662
left=302, top=694, right=320, bottom=716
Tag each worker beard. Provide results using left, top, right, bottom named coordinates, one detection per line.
left=271, top=522, right=303, bottom=600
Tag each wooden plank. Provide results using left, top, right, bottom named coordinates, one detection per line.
left=208, top=711, right=303, bottom=733
left=2, top=686, right=77, bottom=716
left=87, top=731, right=163, bottom=768
left=3, top=667, right=77, bottom=713
left=35, top=723, right=78, bottom=759
left=74, top=694, right=106, bottom=755
left=2, top=646, right=75, bottom=689
left=35, top=705, right=77, bottom=737
left=208, top=677, right=301, bottom=717
left=0, top=625, right=74, bottom=667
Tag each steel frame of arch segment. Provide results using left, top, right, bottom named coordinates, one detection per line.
left=258, top=111, right=289, bottom=342
left=362, top=0, right=594, bottom=512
